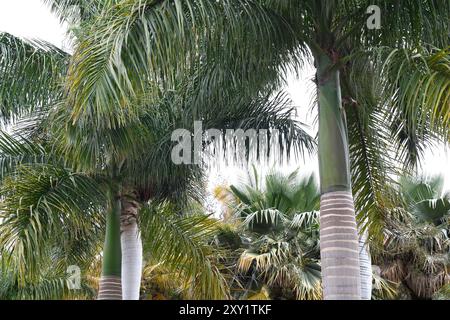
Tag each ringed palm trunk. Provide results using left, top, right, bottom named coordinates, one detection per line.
left=120, top=196, right=143, bottom=300
left=316, top=51, right=361, bottom=300
left=98, top=196, right=123, bottom=300
left=358, top=227, right=372, bottom=300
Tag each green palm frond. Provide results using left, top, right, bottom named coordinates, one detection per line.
left=262, top=0, right=450, bottom=51
left=202, top=91, right=316, bottom=164
left=343, top=64, right=399, bottom=238
left=238, top=236, right=321, bottom=300
left=0, top=164, right=105, bottom=282
left=400, top=175, right=446, bottom=204
left=361, top=0, right=450, bottom=49
left=379, top=48, right=450, bottom=167
left=42, top=0, right=109, bottom=24
left=287, top=173, right=320, bottom=214
left=0, top=264, right=96, bottom=300
left=400, top=174, right=450, bottom=224
left=413, top=198, right=450, bottom=225
left=140, top=201, right=230, bottom=299
left=49, top=98, right=161, bottom=172
left=0, top=130, right=48, bottom=182
left=241, top=209, right=287, bottom=231
left=0, top=32, right=68, bottom=124
left=64, top=0, right=302, bottom=128
left=118, top=87, right=314, bottom=205
left=290, top=211, right=320, bottom=230
left=229, top=169, right=319, bottom=221
left=340, top=44, right=450, bottom=239
left=223, top=169, right=321, bottom=300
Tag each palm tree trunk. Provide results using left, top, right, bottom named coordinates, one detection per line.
left=120, top=197, right=143, bottom=300
left=98, top=196, right=123, bottom=300
left=358, top=227, right=372, bottom=300
left=316, top=51, right=361, bottom=300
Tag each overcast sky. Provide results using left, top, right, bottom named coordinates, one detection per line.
left=0, top=0, right=448, bottom=192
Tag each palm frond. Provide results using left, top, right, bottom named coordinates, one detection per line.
left=290, top=211, right=320, bottom=230
left=242, top=209, right=287, bottom=230
left=343, top=69, right=399, bottom=238
left=140, top=201, right=230, bottom=299
left=360, top=0, right=450, bottom=49
left=400, top=174, right=450, bottom=224
left=0, top=32, right=68, bottom=124
left=372, top=272, right=398, bottom=300
left=64, top=0, right=302, bottom=129
left=0, top=130, right=47, bottom=182
left=0, top=264, right=96, bottom=300
left=378, top=47, right=450, bottom=167
left=42, top=0, right=109, bottom=24
left=0, top=164, right=105, bottom=282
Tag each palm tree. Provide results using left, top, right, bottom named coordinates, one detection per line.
left=372, top=175, right=449, bottom=299
left=64, top=0, right=450, bottom=299
left=41, top=0, right=316, bottom=300
left=0, top=24, right=314, bottom=300
left=0, top=90, right=311, bottom=300
left=0, top=187, right=231, bottom=300
left=120, top=87, right=316, bottom=300
left=4, top=0, right=449, bottom=300
left=262, top=1, right=449, bottom=300
left=214, top=169, right=322, bottom=299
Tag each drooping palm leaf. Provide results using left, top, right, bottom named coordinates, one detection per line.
left=0, top=32, right=68, bottom=124
left=0, top=164, right=105, bottom=282
left=140, top=201, right=230, bottom=299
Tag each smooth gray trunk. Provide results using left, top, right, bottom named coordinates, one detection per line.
left=358, top=227, right=372, bottom=300
left=120, top=198, right=143, bottom=300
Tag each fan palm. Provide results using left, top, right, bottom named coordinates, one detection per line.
left=372, top=175, right=449, bottom=299
left=64, top=0, right=450, bottom=299
left=215, top=169, right=322, bottom=299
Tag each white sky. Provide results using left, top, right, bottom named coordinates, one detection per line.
left=1, top=0, right=449, bottom=192
left=0, top=0, right=68, bottom=49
